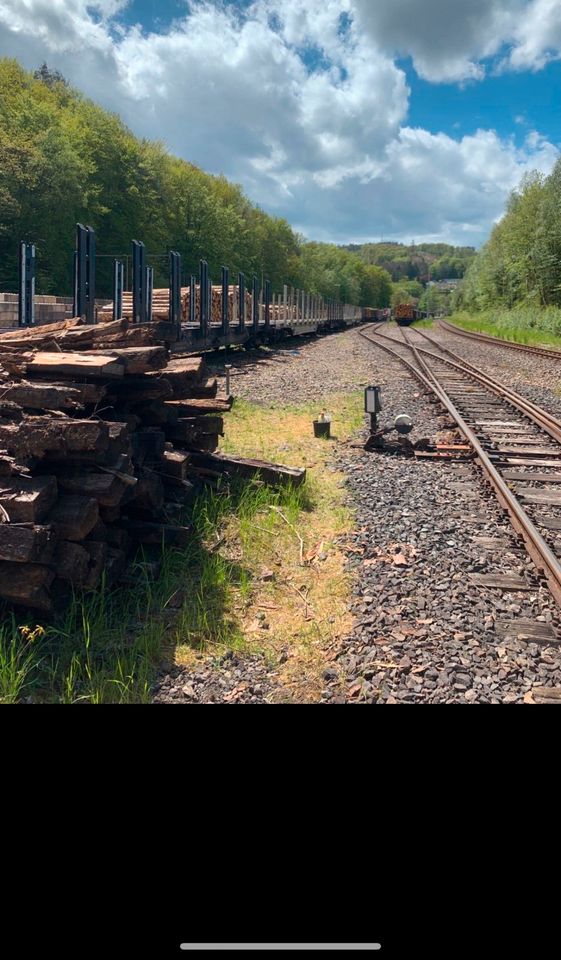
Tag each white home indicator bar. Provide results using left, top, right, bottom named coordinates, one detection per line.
left=180, top=947, right=381, bottom=952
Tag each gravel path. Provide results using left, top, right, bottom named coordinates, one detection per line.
left=207, top=330, right=376, bottom=405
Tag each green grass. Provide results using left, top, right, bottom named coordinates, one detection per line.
left=410, top=319, right=435, bottom=330
left=448, top=309, right=561, bottom=349
left=0, top=477, right=309, bottom=704
left=1, top=391, right=365, bottom=705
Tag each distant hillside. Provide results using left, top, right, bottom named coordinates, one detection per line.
left=341, top=241, right=476, bottom=283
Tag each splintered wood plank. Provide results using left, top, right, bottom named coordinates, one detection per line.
left=0, top=317, right=82, bottom=340
left=495, top=619, right=558, bottom=643
left=27, top=351, right=124, bottom=378
left=518, top=489, right=561, bottom=505
left=502, top=471, right=561, bottom=483
left=469, top=572, right=533, bottom=590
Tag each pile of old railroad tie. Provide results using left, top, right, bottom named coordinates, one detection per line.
left=0, top=316, right=304, bottom=612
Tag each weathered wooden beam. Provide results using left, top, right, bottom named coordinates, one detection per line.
left=0, top=523, right=53, bottom=563
left=27, top=351, right=124, bottom=379
left=0, top=475, right=57, bottom=522
left=1, top=381, right=84, bottom=410
left=165, top=397, right=232, bottom=416
left=47, top=494, right=99, bottom=541
left=56, top=471, right=129, bottom=507
left=160, top=449, right=190, bottom=483
left=0, top=561, right=55, bottom=611
left=119, top=520, right=192, bottom=547
left=85, top=346, right=167, bottom=374
left=145, top=356, right=204, bottom=396
left=187, top=451, right=306, bottom=487
left=53, top=541, right=91, bottom=586
left=0, top=417, right=110, bottom=458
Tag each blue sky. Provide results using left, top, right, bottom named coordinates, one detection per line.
left=1, top=0, right=561, bottom=247
left=404, top=57, right=561, bottom=146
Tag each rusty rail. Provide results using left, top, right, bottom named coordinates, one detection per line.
left=438, top=317, right=561, bottom=360
left=359, top=323, right=561, bottom=610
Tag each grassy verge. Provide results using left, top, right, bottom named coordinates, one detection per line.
left=0, top=392, right=363, bottom=704
left=448, top=309, right=561, bottom=348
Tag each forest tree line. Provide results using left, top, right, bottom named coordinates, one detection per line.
left=459, top=161, right=561, bottom=311
left=0, top=59, right=391, bottom=308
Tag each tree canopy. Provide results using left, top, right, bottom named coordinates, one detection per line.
left=458, top=165, right=561, bottom=311
left=0, top=58, right=391, bottom=308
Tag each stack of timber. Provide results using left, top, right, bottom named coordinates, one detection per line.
left=98, top=286, right=255, bottom=325
left=0, top=315, right=232, bottom=612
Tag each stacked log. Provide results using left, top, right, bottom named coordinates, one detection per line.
left=0, top=316, right=231, bottom=612
left=98, top=286, right=255, bottom=326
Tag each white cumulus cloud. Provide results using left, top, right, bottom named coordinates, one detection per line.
left=0, top=0, right=559, bottom=247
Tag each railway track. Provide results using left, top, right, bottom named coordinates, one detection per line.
left=438, top=317, right=561, bottom=359
left=360, top=322, right=561, bottom=618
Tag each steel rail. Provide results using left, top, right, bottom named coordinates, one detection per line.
left=371, top=322, right=561, bottom=445
left=359, top=324, right=561, bottom=610
left=438, top=317, right=561, bottom=359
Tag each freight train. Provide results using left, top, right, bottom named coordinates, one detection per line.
left=393, top=303, right=424, bottom=326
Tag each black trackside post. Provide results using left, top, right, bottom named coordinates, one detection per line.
left=252, top=275, right=259, bottom=334
left=264, top=279, right=271, bottom=330
left=238, top=272, right=245, bottom=332
left=146, top=266, right=153, bottom=322
left=132, top=240, right=145, bottom=324
left=73, top=223, right=87, bottom=319
left=221, top=266, right=229, bottom=338
left=169, top=251, right=181, bottom=336
left=199, top=259, right=208, bottom=337
left=86, top=226, right=95, bottom=324
left=189, top=275, right=196, bottom=325
left=112, top=259, right=124, bottom=321
left=18, top=241, right=35, bottom=327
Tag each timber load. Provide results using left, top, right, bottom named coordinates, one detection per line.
left=0, top=315, right=232, bottom=612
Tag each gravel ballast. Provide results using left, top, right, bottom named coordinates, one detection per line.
left=154, top=325, right=561, bottom=704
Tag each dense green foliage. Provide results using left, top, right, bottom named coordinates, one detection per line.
left=342, top=240, right=475, bottom=283
left=459, top=163, right=561, bottom=311
left=297, top=242, right=391, bottom=307
left=0, top=59, right=391, bottom=307
left=449, top=308, right=561, bottom=347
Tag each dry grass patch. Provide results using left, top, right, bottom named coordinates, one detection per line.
left=176, top=393, right=363, bottom=701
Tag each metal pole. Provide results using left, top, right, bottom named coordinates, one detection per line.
left=221, top=265, right=229, bottom=338
left=18, top=241, right=35, bottom=327
left=252, top=275, right=259, bottom=334
left=112, top=259, right=124, bottom=322
left=238, top=272, right=245, bottom=331
left=132, top=240, right=145, bottom=324
left=146, top=265, right=153, bottom=322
